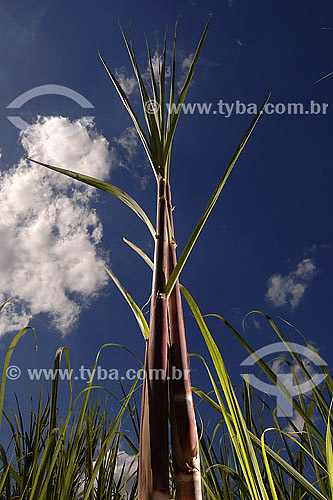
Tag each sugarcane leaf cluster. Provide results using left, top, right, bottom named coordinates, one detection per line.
left=27, top=17, right=269, bottom=500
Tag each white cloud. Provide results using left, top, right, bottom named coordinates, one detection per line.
left=84, top=449, right=137, bottom=496
left=0, top=297, right=31, bottom=336
left=235, top=38, right=244, bottom=47
left=181, top=53, right=194, bottom=73
left=148, top=51, right=171, bottom=81
left=177, top=52, right=194, bottom=91
left=252, top=317, right=261, bottom=330
left=265, top=258, right=316, bottom=310
left=114, top=450, right=137, bottom=488
left=115, top=68, right=138, bottom=95
left=113, top=49, right=196, bottom=103
left=144, top=49, right=196, bottom=94
left=0, top=116, right=116, bottom=336
left=112, top=126, right=151, bottom=190
left=113, top=126, right=138, bottom=158
left=304, top=243, right=329, bottom=255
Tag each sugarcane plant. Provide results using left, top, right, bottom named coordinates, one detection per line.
left=28, top=16, right=269, bottom=500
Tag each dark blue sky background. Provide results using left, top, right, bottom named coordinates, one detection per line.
left=0, top=0, right=332, bottom=438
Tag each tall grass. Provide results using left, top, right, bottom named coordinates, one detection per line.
left=0, top=300, right=332, bottom=499
left=0, top=324, right=141, bottom=499
left=0, top=16, right=331, bottom=500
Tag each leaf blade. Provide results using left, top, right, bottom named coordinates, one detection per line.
left=27, top=157, right=156, bottom=237
left=165, top=94, right=270, bottom=298
left=104, top=264, right=149, bottom=339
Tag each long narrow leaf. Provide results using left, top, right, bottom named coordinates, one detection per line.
left=181, top=286, right=269, bottom=500
left=165, top=94, right=270, bottom=298
left=27, top=157, right=156, bottom=237
left=194, top=389, right=329, bottom=500
left=326, top=400, right=333, bottom=498
left=104, top=264, right=149, bottom=339
left=123, top=237, right=154, bottom=270
left=163, top=16, right=212, bottom=168
left=98, top=52, right=156, bottom=175
left=0, top=326, right=36, bottom=430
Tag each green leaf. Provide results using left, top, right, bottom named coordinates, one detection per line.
left=181, top=285, right=269, bottom=500
left=0, top=298, right=12, bottom=312
left=315, top=72, right=333, bottom=83
left=165, top=93, right=270, bottom=298
left=98, top=52, right=157, bottom=175
left=163, top=15, right=212, bottom=169
left=165, top=21, right=178, bottom=182
left=82, top=374, right=140, bottom=500
left=210, top=311, right=326, bottom=448
left=0, top=447, right=11, bottom=498
left=0, top=325, right=36, bottom=430
left=104, top=264, right=149, bottom=339
left=118, top=27, right=161, bottom=168
left=261, top=430, right=280, bottom=500
left=27, top=157, right=156, bottom=238
left=123, top=237, right=154, bottom=270
left=326, top=401, right=333, bottom=498
left=194, top=380, right=329, bottom=500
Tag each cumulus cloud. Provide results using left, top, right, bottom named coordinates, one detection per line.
left=86, top=449, right=137, bottom=495
left=112, top=126, right=150, bottom=190
left=145, top=51, right=171, bottom=81
left=181, top=53, right=194, bottom=74
left=145, top=49, right=196, bottom=92
left=176, top=52, right=194, bottom=91
left=115, top=68, right=138, bottom=95
left=113, top=126, right=138, bottom=158
left=304, top=243, right=329, bottom=255
left=0, top=116, right=116, bottom=336
left=265, top=258, right=316, bottom=310
left=114, top=450, right=137, bottom=488
left=235, top=38, right=244, bottom=47
left=114, top=50, right=197, bottom=103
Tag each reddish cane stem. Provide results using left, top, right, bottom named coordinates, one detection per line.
left=139, top=177, right=170, bottom=500
left=167, top=184, right=202, bottom=499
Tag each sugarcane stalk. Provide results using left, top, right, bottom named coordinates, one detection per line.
left=166, top=183, right=202, bottom=499
left=138, top=176, right=170, bottom=500
left=27, top=19, right=214, bottom=500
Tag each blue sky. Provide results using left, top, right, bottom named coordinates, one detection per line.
left=0, top=0, right=332, bottom=437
